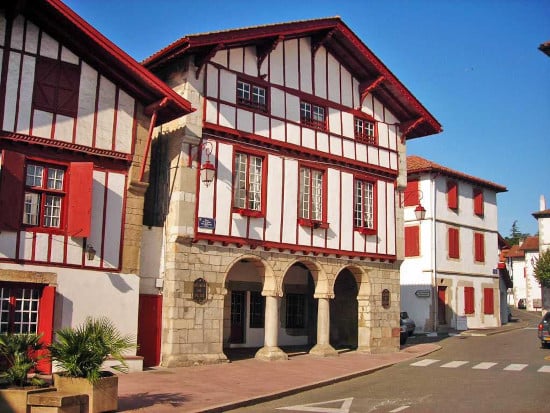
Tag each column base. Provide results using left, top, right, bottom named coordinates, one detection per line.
left=309, top=343, right=338, bottom=357
left=255, top=346, right=288, bottom=361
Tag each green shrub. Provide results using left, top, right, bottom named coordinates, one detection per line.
left=0, top=333, right=45, bottom=388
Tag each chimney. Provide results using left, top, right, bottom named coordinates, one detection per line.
left=540, top=195, right=547, bottom=211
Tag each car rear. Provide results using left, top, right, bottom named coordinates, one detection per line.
left=538, top=313, right=550, bottom=348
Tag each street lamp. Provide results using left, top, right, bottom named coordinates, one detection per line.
left=401, top=189, right=426, bottom=220
left=199, top=140, right=216, bottom=187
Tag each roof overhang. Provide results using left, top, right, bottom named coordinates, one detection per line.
left=143, top=17, right=441, bottom=139
left=7, top=0, right=194, bottom=124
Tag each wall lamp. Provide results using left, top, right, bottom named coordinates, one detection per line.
left=199, top=140, right=216, bottom=187
left=401, top=189, right=426, bottom=220
left=85, top=244, right=96, bottom=261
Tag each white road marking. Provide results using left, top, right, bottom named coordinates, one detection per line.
left=472, top=362, right=498, bottom=369
left=277, top=397, right=353, bottom=413
left=538, top=366, right=550, bottom=373
left=389, top=406, right=410, bottom=412
left=440, top=361, right=469, bottom=368
left=410, top=359, right=440, bottom=367
left=503, top=364, right=528, bottom=371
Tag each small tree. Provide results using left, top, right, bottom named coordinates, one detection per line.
left=505, top=220, right=530, bottom=246
left=534, top=249, right=550, bottom=288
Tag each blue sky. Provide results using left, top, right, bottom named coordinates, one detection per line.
left=64, top=0, right=550, bottom=237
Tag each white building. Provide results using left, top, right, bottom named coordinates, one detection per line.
left=400, top=156, right=507, bottom=333
left=533, top=194, right=550, bottom=312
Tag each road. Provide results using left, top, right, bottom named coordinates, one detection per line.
left=227, top=311, right=549, bottom=413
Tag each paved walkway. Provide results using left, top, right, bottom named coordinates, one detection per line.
left=116, top=343, right=440, bottom=412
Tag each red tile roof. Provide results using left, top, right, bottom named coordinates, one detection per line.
left=533, top=209, right=550, bottom=218
left=504, top=244, right=524, bottom=258
left=519, top=236, right=539, bottom=251
left=407, top=156, right=507, bottom=192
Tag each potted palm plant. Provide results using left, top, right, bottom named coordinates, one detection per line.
left=0, top=333, right=53, bottom=413
left=49, top=317, right=135, bottom=413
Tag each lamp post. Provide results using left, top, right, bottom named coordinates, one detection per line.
left=401, top=189, right=426, bottom=221
left=198, top=140, right=216, bottom=187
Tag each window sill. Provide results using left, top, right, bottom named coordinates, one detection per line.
left=354, top=227, right=376, bottom=235
left=298, top=219, right=329, bottom=229
left=233, top=208, right=264, bottom=218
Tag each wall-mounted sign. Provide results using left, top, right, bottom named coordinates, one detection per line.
left=382, top=289, right=391, bottom=309
left=193, top=278, right=207, bottom=304
left=415, top=289, right=431, bottom=298
left=198, top=217, right=215, bottom=229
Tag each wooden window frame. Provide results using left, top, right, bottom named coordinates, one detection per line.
left=473, top=188, right=484, bottom=216
left=448, top=227, right=460, bottom=259
left=236, top=78, right=268, bottom=113
left=447, top=180, right=458, bottom=211
left=249, top=291, right=265, bottom=328
left=353, top=177, right=377, bottom=234
left=33, top=56, right=80, bottom=118
left=354, top=115, right=377, bottom=145
left=474, top=232, right=485, bottom=263
left=483, top=288, right=494, bottom=315
left=464, top=286, right=475, bottom=315
left=285, top=293, right=305, bottom=329
left=404, top=225, right=420, bottom=257
left=232, top=149, right=267, bottom=217
left=297, top=164, right=328, bottom=229
left=300, top=100, right=327, bottom=131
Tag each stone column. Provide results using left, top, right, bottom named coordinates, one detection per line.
left=310, top=297, right=338, bottom=357
left=356, top=296, right=373, bottom=353
left=255, top=294, right=288, bottom=361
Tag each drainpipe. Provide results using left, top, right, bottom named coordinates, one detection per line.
left=432, top=174, right=438, bottom=332
left=139, top=97, right=169, bottom=182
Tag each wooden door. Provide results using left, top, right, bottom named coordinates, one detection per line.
left=230, top=291, right=245, bottom=344
left=438, top=286, right=447, bottom=325
left=137, top=294, right=162, bottom=368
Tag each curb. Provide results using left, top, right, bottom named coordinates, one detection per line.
left=460, top=320, right=529, bottom=337
left=201, top=344, right=441, bottom=413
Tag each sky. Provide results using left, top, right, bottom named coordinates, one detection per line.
left=64, top=0, right=550, bottom=237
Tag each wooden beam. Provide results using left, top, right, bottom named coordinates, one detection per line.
left=358, top=75, right=385, bottom=108
left=195, top=43, right=224, bottom=79
left=257, top=36, right=283, bottom=72
left=311, top=29, right=336, bottom=56
left=400, top=117, right=424, bottom=143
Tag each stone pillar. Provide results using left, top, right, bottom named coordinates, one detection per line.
left=255, top=294, right=288, bottom=361
left=310, top=297, right=338, bottom=357
left=356, top=296, right=373, bottom=353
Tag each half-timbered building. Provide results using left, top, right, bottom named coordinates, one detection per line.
left=140, top=18, right=441, bottom=367
left=0, top=0, right=193, bottom=372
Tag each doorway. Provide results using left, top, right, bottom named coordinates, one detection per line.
left=438, top=286, right=447, bottom=325
left=230, top=291, right=246, bottom=344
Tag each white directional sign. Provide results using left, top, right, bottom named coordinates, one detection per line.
left=277, top=398, right=353, bottom=413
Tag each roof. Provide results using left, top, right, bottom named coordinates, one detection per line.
left=407, top=156, right=507, bottom=192
left=533, top=208, right=550, bottom=218
left=540, top=41, right=550, bottom=57
left=504, top=244, right=524, bottom=258
left=13, top=0, right=194, bottom=124
left=519, top=236, right=539, bottom=252
left=143, top=17, right=441, bottom=139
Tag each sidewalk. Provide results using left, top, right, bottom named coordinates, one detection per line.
left=116, top=343, right=440, bottom=413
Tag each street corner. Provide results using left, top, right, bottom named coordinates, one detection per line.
left=400, top=343, right=441, bottom=357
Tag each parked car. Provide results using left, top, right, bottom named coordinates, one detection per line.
left=518, top=298, right=526, bottom=309
left=400, top=320, right=408, bottom=345
left=538, top=312, right=550, bottom=348
left=400, top=312, right=416, bottom=336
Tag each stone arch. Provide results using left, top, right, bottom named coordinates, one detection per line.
left=222, top=253, right=276, bottom=295
left=333, top=264, right=371, bottom=298
left=278, top=258, right=329, bottom=297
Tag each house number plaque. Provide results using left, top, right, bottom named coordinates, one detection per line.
left=193, top=278, right=207, bottom=304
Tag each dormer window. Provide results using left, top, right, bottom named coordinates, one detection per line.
left=237, top=80, right=267, bottom=112
left=300, top=101, right=326, bottom=131
left=354, top=117, right=377, bottom=145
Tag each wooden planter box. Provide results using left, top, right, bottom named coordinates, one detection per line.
left=53, top=374, right=118, bottom=413
left=0, top=387, right=54, bottom=413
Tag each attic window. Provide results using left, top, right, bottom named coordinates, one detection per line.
left=237, top=80, right=267, bottom=112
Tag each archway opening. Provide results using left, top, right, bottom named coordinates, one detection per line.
left=330, top=269, right=358, bottom=349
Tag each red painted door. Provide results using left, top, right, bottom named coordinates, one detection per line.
left=137, top=294, right=163, bottom=368
left=438, top=287, right=447, bottom=325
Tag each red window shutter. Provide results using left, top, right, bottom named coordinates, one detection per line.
left=448, top=227, right=460, bottom=259
left=447, top=180, right=458, bottom=210
left=483, top=288, right=494, bottom=315
left=36, top=285, right=55, bottom=374
left=474, top=188, right=484, bottom=216
left=57, top=63, right=80, bottom=117
left=475, top=233, right=485, bottom=262
left=0, top=150, right=25, bottom=231
left=404, top=180, right=419, bottom=206
left=33, top=57, right=58, bottom=111
left=464, top=286, right=474, bottom=314
left=66, top=162, right=93, bottom=237
left=405, top=225, right=420, bottom=257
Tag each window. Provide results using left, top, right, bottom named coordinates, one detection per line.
left=0, top=286, right=40, bottom=334
left=447, top=180, right=458, bottom=210
left=448, top=227, right=460, bottom=259
left=473, top=188, right=484, bottom=216
left=474, top=232, right=485, bottom=263
left=464, top=286, right=474, bottom=314
left=285, top=294, right=305, bottom=328
left=354, top=117, right=376, bottom=144
left=237, top=80, right=267, bottom=112
left=249, top=291, right=264, bottom=328
left=23, top=163, right=65, bottom=229
left=483, top=288, right=494, bottom=315
left=404, top=180, right=419, bottom=207
left=300, top=101, right=326, bottom=131
left=33, top=56, right=80, bottom=118
left=298, top=166, right=326, bottom=227
left=405, top=225, right=420, bottom=257
left=233, top=152, right=264, bottom=215
left=0, top=150, right=93, bottom=236
left=354, top=179, right=375, bottom=232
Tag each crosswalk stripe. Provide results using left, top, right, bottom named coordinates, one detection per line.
left=538, top=366, right=550, bottom=373
left=410, top=359, right=440, bottom=367
left=503, top=364, right=528, bottom=371
left=441, top=361, right=469, bottom=368
left=473, top=362, right=498, bottom=369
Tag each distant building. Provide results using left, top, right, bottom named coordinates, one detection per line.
left=533, top=195, right=550, bottom=312
left=401, top=156, right=507, bottom=333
